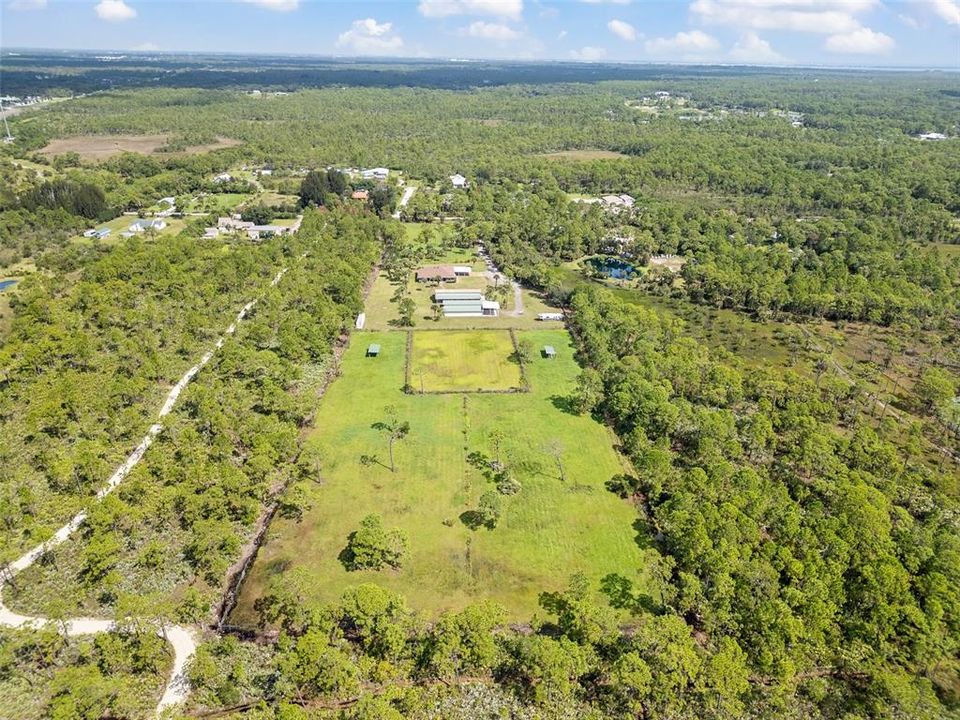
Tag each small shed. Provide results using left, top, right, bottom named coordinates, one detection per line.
left=543, top=345, right=556, bottom=359
left=366, top=343, right=381, bottom=357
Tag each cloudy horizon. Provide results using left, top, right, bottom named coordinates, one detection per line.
left=2, top=0, right=958, bottom=68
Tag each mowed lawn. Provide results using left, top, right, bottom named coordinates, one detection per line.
left=233, top=329, right=648, bottom=623
left=411, top=330, right=522, bottom=392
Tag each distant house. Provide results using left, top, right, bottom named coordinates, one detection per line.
left=203, top=227, right=219, bottom=239
left=416, top=265, right=458, bottom=283
left=537, top=312, right=564, bottom=321
left=543, top=345, right=557, bottom=359
left=93, top=228, right=111, bottom=239
left=918, top=132, right=948, bottom=141
left=351, top=189, right=369, bottom=201
left=213, top=172, right=232, bottom=183
left=600, top=194, right=635, bottom=208
left=258, top=168, right=273, bottom=176
left=366, top=343, right=381, bottom=357
left=453, top=265, right=472, bottom=277
left=218, top=217, right=254, bottom=231
left=361, top=167, right=389, bottom=180
left=247, top=224, right=289, bottom=240
left=450, top=173, right=468, bottom=189
left=159, top=196, right=175, bottom=206
left=434, top=289, right=499, bottom=317
left=128, top=219, right=167, bottom=233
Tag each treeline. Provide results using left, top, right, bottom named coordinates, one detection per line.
left=460, top=182, right=960, bottom=328
left=564, top=285, right=960, bottom=717
left=0, top=623, right=170, bottom=720
left=9, top=81, right=958, bottom=219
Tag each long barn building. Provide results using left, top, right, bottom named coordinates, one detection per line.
left=434, top=289, right=500, bottom=317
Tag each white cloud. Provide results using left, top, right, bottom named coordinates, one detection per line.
left=690, top=0, right=876, bottom=34
left=581, top=0, right=631, bottom=4
left=824, top=27, right=894, bottom=52
left=557, top=29, right=568, bottom=39
left=897, top=13, right=920, bottom=28
left=95, top=0, right=136, bottom=21
left=928, top=0, right=960, bottom=25
left=418, top=0, right=523, bottom=20
left=336, top=18, right=404, bottom=55
left=729, top=31, right=784, bottom=62
left=607, top=19, right=638, bottom=41
left=132, top=41, right=159, bottom=51
left=645, top=30, right=720, bottom=55
left=569, top=45, right=608, bottom=60
left=7, top=0, right=47, bottom=10
left=463, top=20, right=523, bottom=39
left=241, top=0, right=299, bottom=10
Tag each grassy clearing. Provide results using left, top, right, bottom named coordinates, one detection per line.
left=68, top=216, right=186, bottom=247
left=363, top=271, right=564, bottom=330
left=931, top=242, right=960, bottom=260
left=410, top=330, right=523, bottom=392
left=182, top=193, right=253, bottom=214
left=233, top=329, right=648, bottom=623
left=38, top=134, right=240, bottom=161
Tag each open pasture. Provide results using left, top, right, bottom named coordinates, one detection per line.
left=38, top=134, right=240, bottom=160
left=410, top=329, right=522, bottom=393
left=232, top=329, right=648, bottom=623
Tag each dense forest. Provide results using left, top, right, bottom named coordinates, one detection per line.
left=0, top=63, right=958, bottom=719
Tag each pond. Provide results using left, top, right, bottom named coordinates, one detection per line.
left=586, top=256, right=637, bottom=280
left=0, top=279, right=18, bottom=292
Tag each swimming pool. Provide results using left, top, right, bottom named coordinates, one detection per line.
left=587, top=256, right=637, bottom=280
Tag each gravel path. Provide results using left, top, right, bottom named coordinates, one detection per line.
left=392, top=185, right=416, bottom=218
left=0, top=264, right=292, bottom=716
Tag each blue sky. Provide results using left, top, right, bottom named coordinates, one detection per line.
left=2, top=0, right=959, bottom=67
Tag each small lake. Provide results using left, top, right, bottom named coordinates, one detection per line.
left=0, top=279, right=18, bottom=292
left=587, top=256, right=637, bottom=280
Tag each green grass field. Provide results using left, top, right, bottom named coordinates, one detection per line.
left=363, top=271, right=565, bottom=331
left=69, top=216, right=186, bottom=247
left=233, top=329, right=649, bottom=623
left=182, top=192, right=252, bottom=214
left=411, top=330, right=523, bottom=392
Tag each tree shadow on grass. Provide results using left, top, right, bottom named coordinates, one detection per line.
left=338, top=536, right=359, bottom=572
left=632, top=517, right=656, bottom=551
left=549, top=394, right=579, bottom=415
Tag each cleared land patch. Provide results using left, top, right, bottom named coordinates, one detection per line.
left=232, top=329, right=648, bottom=622
left=410, top=330, right=523, bottom=393
left=39, top=134, right=240, bottom=160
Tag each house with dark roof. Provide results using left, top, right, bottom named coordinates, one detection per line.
left=416, top=265, right=458, bottom=283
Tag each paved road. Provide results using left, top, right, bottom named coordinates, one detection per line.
left=0, top=264, right=293, bottom=716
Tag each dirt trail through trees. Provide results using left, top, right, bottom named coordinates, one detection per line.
left=0, top=265, right=292, bottom=716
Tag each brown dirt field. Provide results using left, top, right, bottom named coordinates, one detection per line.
left=538, top=149, right=630, bottom=161
left=38, top=134, right=241, bottom=160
